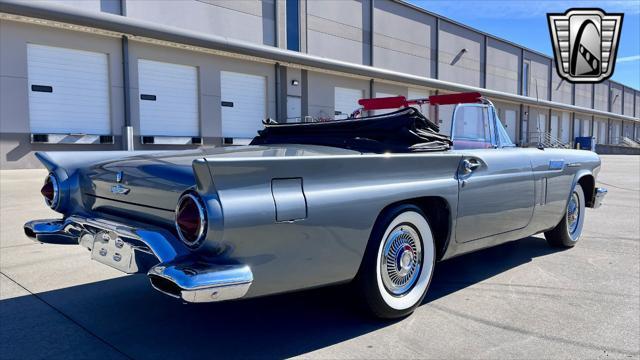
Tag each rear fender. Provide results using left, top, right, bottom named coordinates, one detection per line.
left=35, top=151, right=167, bottom=215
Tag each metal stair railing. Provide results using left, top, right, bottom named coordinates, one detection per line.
left=621, top=137, right=640, bottom=148
left=528, top=132, right=570, bottom=149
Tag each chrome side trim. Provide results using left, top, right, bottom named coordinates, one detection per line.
left=592, top=187, right=607, bottom=208
left=148, top=261, right=253, bottom=303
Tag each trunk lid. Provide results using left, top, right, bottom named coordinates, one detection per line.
left=83, top=150, right=204, bottom=211
left=82, top=145, right=360, bottom=212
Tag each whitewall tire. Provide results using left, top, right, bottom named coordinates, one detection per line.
left=545, top=183, right=586, bottom=247
left=356, top=205, right=436, bottom=318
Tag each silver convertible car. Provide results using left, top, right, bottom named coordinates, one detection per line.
left=25, top=92, right=606, bottom=318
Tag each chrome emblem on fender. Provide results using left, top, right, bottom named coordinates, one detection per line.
left=547, top=8, right=623, bottom=83
left=548, top=160, right=565, bottom=170
left=111, top=184, right=130, bottom=195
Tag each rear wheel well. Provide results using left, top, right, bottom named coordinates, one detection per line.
left=578, top=175, right=595, bottom=207
left=378, top=197, right=451, bottom=261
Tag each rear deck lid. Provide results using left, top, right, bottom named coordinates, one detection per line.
left=84, top=150, right=203, bottom=211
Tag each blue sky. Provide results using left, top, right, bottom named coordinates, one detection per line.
left=407, top=0, right=640, bottom=89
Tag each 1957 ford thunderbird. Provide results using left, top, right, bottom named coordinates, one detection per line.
left=25, top=92, right=607, bottom=318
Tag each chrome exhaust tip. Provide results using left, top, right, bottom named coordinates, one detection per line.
left=148, top=260, right=253, bottom=303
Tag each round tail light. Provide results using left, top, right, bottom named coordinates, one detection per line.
left=41, top=173, right=59, bottom=209
left=175, top=193, right=207, bottom=247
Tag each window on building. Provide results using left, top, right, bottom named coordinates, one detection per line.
left=522, top=61, right=530, bottom=96
left=286, top=0, right=300, bottom=52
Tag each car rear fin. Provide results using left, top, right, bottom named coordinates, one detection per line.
left=34, top=151, right=168, bottom=175
left=192, top=158, right=217, bottom=194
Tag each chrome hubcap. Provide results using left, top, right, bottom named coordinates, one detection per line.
left=567, top=192, right=580, bottom=234
left=380, top=225, right=422, bottom=296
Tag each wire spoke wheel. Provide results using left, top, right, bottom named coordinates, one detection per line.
left=380, top=224, right=423, bottom=296
left=566, top=192, right=580, bottom=236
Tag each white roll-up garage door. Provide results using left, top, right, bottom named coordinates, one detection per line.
left=220, top=71, right=267, bottom=139
left=334, top=87, right=363, bottom=120
left=27, top=44, right=110, bottom=134
left=138, top=59, right=199, bottom=136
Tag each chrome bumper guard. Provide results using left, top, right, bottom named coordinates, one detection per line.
left=23, top=217, right=253, bottom=303
left=592, top=187, right=607, bottom=208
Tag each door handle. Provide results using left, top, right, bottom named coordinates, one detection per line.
left=462, top=159, right=481, bottom=174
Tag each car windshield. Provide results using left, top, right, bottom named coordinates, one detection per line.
left=432, top=103, right=515, bottom=148
left=494, top=114, right=515, bottom=147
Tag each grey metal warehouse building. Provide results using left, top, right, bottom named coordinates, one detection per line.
left=0, top=0, right=638, bottom=169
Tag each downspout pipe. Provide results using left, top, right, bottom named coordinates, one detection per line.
left=122, top=35, right=133, bottom=151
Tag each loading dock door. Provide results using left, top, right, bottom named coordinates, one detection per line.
left=138, top=59, right=199, bottom=136
left=334, top=87, right=363, bottom=120
left=504, top=110, right=517, bottom=141
left=27, top=44, right=110, bottom=134
left=220, top=71, right=267, bottom=139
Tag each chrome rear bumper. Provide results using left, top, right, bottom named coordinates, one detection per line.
left=149, top=261, right=253, bottom=303
left=592, top=187, right=607, bottom=208
left=23, top=216, right=253, bottom=303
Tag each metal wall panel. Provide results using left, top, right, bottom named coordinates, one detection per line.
left=523, top=51, right=549, bottom=101
left=485, top=38, right=520, bottom=95
left=594, top=82, right=609, bottom=112
left=306, top=0, right=369, bottom=65
left=574, top=83, right=592, bottom=109
left=373, top=0, right=435, bottom=77
left=610, top=83, right=623, bottom=114
left=623, top=87, right=634, bottom=116
left=30, top=0, right=103, bottom=12
left=125, top=0, right=276, bottom=46
left=438, top=21, right=483, bottom=87
left=550, top=66, right=572, bottom=104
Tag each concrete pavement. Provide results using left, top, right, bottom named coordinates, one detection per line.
left=1, top=156, right=638, bottom=359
